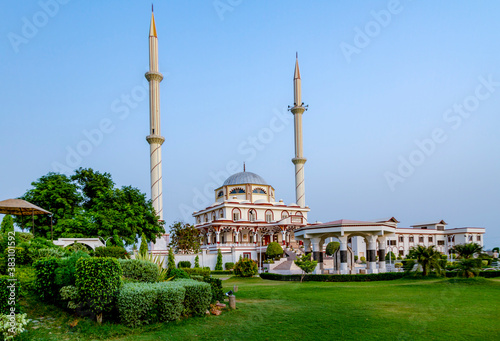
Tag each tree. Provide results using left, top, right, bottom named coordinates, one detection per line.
left=215, top=249, right=223, bottom=270
left=167, top=247, right=175, bottom=274
left=452, top=243, right=483, bottom=259
left=168, top=221, right=201, bottom=254
left=457, top=258, right=482, bottom=278
left=409, top=245, right=444, bottom=276
left=1, top=215, right=14, bottom=233
left=492, top=247, right=499, bottom=253
left=325, top=242, right=340, bottom=256
left=233, top=258, right=258, bottom=277
left=385, top=251, right=397, bottom=261
left=139, top=233, right=148, bottom=256
left=294, top=253, right=318, bottom=283
left=266, top=242, right=283, bottom=259
left=71, top=168, right=114, bottom=210
left=194, top=255, right=200, bottom=268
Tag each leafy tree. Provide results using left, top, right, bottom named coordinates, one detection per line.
left=168, top=221, right=201, bottom=254
left=452, top=243, right=483, bottom=259
left=409, top=245, right=444, bottom=276
left=194, top=255, right=200, bottom=268
left=325, top=242, right=340, bottom=256
left=71, top=168, right=114, bottom=210
left=1, top=215, right=14, bottom=233
left=139, top=233, right=148, bottom=256
left=215, top=249, right=223, bottom=270
left=266, top=242, right=283, bottom=259
left=294, top=253, right=318, bottom=283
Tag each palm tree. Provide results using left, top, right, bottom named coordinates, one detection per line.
left=409, top=245, right=444, bottom=276
left=452, top=243, right=482, bottom=259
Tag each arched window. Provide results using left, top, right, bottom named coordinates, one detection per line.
left=281, top=211, right=289, bottom=219
left=229, top=188, right=245, bottom=194
left=265, top=210, right=273, bottom=223
left=295, top=211, right=303, bottom=217
left=252, top=188, right=267, bottom=194
left=232, top=208, right=241, bottom=222
left=219, top=209, right=224, bottom=219
left=217, top=190, right=224, bottom=198
left=204, top=214, right=208, bottom=223
left=211, top=212, right=216, bottom=221
left=249, top=209, right=256, bottom=222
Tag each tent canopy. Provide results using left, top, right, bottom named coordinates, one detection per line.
left=0, top=199, right=52, bottom=216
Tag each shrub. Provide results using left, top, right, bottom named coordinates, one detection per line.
left=32, top=248, right=66, bottom=261
left=177, top=261, right=191, bottom=268
left=0, top=276, right=20, bottom=314
left=215, top=249, right=223, bottom=270
left=360, top=256, right=366, bottom=263
left=203, top=276, right=224, bottom=303
left=325, top=242, right=340, bottom=256
left=402, top=259, right=416, bottom=272
left=66, top=242, right=92, bottom=254
left=94, top=246, right=129, bottom=259
left=118, top=259, right=159, bottom=283
left=175, top=279, right=211, bottom=316
left=167, top=248, right=175, bottom=272
left=260, top=272, right=405, bottom=282
left=183, top=267, right=210, bottom=277
left=55, top=251, right=90, bottom=287
left=60, top=285, right=81, bottom=310
left=210, top=270, right=233, bottom=275
left=234, top=258, right=258, bottom=277
left=75, top=257, right=122, bottom=324
left=194, top=255, right=200, bottom=268
left=139, top=233, right=148, bottom=256
left=266, top=242, right=283, bottom=259
left=33, top=257, right=59, bottom=302
left=224, top=262, right=234, bottom=270
left=0, top=313, right=28, bottom=340
left=16, top=266, right=36, bottom=295
left=168, top=268, right=190, bottom=280
left=117, top=282, right=186, bottom=327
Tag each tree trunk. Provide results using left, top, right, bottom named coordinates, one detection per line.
left=96, top=313, right=103, bottom=324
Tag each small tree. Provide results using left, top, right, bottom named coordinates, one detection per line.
left=294, top=253, right=318, bottom=283
left=266, top=242, right=283, bottom=260
left=168, top=221, right=201, bottom=254
left=167, top=248, right=175, bottom=274
left=139, top=233, right=148, bottom=256
left=194, top=255, right=200, bottom=268
left=1, top=215, right=14, bottom=233
left=233, top=258, right=258, bottom=277
left=215, top=249, right=223, bottom=270
left=385, top=251, right=397, bottom=262
left=452, top=243, right=482, bottom=259
left=325, top=242, right=339, bottom=256
left=457, top=258, right=482, bottom=278
left=410, top=245, right=444, bottom=276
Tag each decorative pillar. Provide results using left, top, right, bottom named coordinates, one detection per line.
left=378, top=236, right=387, bottom=273
left=303, top=239, right=311, bottom=253
left=215, top=231, right=220, bottom=245
left=253, top=232, right=257, bottom=244
left=366, top=235, right=378, bottom=274
left=207, top=232, right=212, bottom=246
left=310, top=237, right=323, bottom=274
left=338, top=236, right=349, bottom=275
left=281, top=230, right=286, bottom=246
left=235, top=231, right=240, bottom=244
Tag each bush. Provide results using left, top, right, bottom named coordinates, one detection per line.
left=234, top=258, right=258, bottom=277
left=168, top=268, right=190, bottom=280
left=32, top=248, right=66, bottom=262
left=0, top=313, right=28, bottom=340
left=215, top=249, right=223, bottom=271
left=55, top=251, right=90, bottom=287
left=33, top=257, right=60, bottom=302
left=210, top=270, right=233, bottom=275
left=94, top=246, right=129, bottom=259
left=174, top=279, right=211, bottom=316
left=266, top=242, right=283, bottom=259
left=325, top=242, right=340, bottom=256
left=203, top=276, right=224, bottom=303
left=0, top=275, right=20, bottom=314
left=60, top=285, right=81, bottom=310
left=183, top=267, right=210, bottom=277
left=402, top=259, right=416, bottom=272
left=75, top=257, right=122, bottom=323
left=360, top=256, right=366, bottom=263
left=260, top=272, right=405, bottom=282
left=194, top=255, right=200, bottom=268
left=177, top=261, right=191, bottom=268
left=224, top=262, right=234, bottom=270
left=16, top=266, right=36, bottom=295
left=117, top=282, right=186, bottom=327
left=118, top=259, right=159, bottom=283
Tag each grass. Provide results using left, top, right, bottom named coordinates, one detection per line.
left=20, top=277, right=500, bottom=341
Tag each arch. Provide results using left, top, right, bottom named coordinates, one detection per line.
left=281, top=211, right=289, bottom=219
left=265, top=209, right=274, bottom=222
left=211, top=212, right=216, bottom=221
left=217, top=190, right=224, bottom=198
left=252, top=187, right=267, bottom=194
left=248, top=209, right=257, bottom=222
left=219, top=208, right=224, bottom=219
left=229, top=187, right=245, bottom=194
left=53, top=238, right=104, bottom=250
left=295, top=211, right=303, bottom=217
left=232, top=208, right=241, bottom=222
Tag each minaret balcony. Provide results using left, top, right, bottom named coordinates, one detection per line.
left=145, top=71, right=164, bottom=82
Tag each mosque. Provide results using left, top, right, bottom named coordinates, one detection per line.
left=145, top=10, right=485, bottom=274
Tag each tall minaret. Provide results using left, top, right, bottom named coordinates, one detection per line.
left=290, top=54, right=307, bottom=208
left=145, top=8, right=165, bottom=221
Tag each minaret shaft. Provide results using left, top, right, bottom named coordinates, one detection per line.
left=146, top=11, right=164, bottom=221
left=291, top=56, right=306, bottom=208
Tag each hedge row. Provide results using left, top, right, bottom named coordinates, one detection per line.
left=259, top=272, right=405, bottom=282
left=183, top=267, right=211, bottom=277
left=118, top=259, right=160, bottom=283
left=210, top=270, right=233, bottom=275
left=174, top=279, right=212, bottom=316
left=445, top=270, right=500, bottom=278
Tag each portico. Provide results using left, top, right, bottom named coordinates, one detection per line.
left=294, top=219, right=396, bottom=274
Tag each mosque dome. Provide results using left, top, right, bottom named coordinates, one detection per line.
left=222, top=172, right=268, bottom=186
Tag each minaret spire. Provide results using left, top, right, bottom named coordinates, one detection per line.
left=145, top=8, right=165, bottom=221
left=290, top=54, right=307, bottom=208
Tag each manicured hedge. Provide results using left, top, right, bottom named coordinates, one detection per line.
left=118, top=259, right=159, bottom=283
left=0, top=275, right=20, bottom=314
left=210, top=270, right=233, bottom=275
left=33, top=257, right=60, bottom=301
left=177, top=261, right=191, bottom=268
left=445, top=270, right=500, bottom=278
left=260, top=272, right=405, bottom=282
left=94, top=246, right=129, bottom=259
left=202, top=276, right=224, bottom=303
left=183, top=267, right=210, bottom=277
left=174, top=279, right=211, bottom=316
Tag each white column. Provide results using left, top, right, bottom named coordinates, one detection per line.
left=303, top=239, right=311, bottom=253
left=310, top=237, right=323, bottom=274
left=235, top=231, right=240, bottom=244
left=215, top=231, right=220, bottom=245
left=281, top=230, right=286, bottom=246
left=207, top=232, right=212, bottom=246
left=366, top=235, right=378, bottom=274
left=378, top=236, right=387, bottom=273
left=338, top=236, right=349, bottom=275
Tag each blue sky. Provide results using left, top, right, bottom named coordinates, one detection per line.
left=1, top=1, right=499, bottom=249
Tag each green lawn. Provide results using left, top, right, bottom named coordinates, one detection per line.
left=21, top=277, right=500, bottom=341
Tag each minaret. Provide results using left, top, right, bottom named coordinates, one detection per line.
left=145, top=8, right=165, bottom=221
left=290, top=54, right=307, bottom=208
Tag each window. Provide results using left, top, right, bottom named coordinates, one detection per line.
left=252, top=188, right=266, bottom=194
left=437, top=240, right=445, bottom=246
left=217, top=191, right=224, bottom=198
left=219, top=209, right=224, bottom=218
left=399, top=250, right=404, bottom=256
left=265, top=210, right=273, bottom=223
left=419, top=237, right=424, bottom=243
left=196, top=217, right=200, bottom=224
left=398, top=236, right=404, bottom=243
left=229, top=188, right=245, bottom=194
left=421, top=226, right=427, bottom=229
left=409, top=236, right=414, bottom=243
left=281, top=211, right=289, bottom=219
left=388, top=240, right=396, bottom=246
left=232, top=208, right=241, bottom=222
left=476, top=235, right=481, bottom=241
left=437, top=225, right=445, bottom=231
left=243, top=252, right=251, bottom=260
left=468, top=235, right=473, bottom=242
left=204, top=214, right=208, bottom=222
left=211, top=213, right=216, bottom=221
left=428, top=237, right=433, bottom=243
left=249, top=209, right=256, bottom=222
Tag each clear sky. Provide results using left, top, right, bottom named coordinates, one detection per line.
left=1, top=1, right=499, bottom=249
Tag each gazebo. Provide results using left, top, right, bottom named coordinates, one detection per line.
left=0, top=199, right=52, bottom=239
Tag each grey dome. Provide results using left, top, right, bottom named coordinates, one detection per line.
left=223, top=172, right=268, bottom=186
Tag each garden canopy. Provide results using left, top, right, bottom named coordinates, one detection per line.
left=0, top=198, right=51, bottom=216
